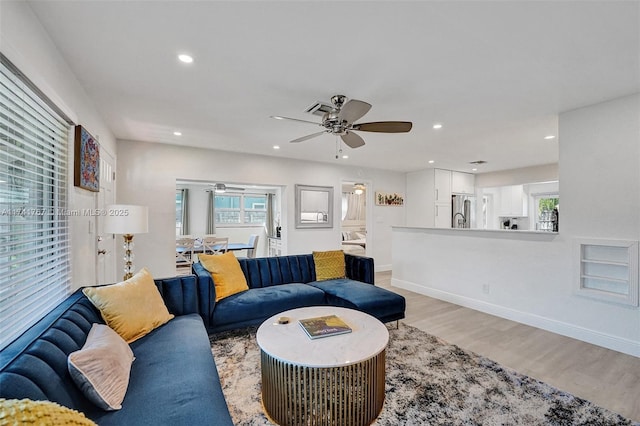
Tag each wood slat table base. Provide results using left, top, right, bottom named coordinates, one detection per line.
left=260, top=349, right=386, bottom=426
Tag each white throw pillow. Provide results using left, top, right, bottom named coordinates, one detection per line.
left=68, top=323, right=135, bottom=410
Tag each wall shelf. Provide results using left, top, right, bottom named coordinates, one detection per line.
left=575, top=238, right=639, bottom=306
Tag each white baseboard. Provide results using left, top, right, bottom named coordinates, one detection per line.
left=392, top=278, right=640, bottom=358
left=375, top=264, right=392, bottom=272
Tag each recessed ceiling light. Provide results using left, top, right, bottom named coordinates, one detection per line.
left=544, top=135, right=556, bottom=140
left=178, top=54, right=193, bottom=64
left=173, top=131, right=182, bottom=136
left=433, top=123, right=443, bottom=130
left=342, top=155, right=349, bottom=159
left=273, top=145, right=280, bottom=150
left=428, top=160, right=435, bottom=164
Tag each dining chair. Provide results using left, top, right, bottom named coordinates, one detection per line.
left=176, top=237, right=196, bottom=268
left=246, top=234, right=259, bottom=258
left=201, top=236, right=228, bottom=255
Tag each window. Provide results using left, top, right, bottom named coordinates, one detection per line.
left=0, top=55, right=72, bottom=348
left=534, top=194, right=559, bottom=231
left=175, top=190, right=183, bottom=235
left=215, top=193, right=266, bottom=226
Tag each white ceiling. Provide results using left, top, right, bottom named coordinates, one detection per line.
left=27, top=1, right=639, bottom=173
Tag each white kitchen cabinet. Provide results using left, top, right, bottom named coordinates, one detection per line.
left=499, top=185, right=527, bottom=217
left=451, top=171, right=475, bottom=194
left=406, top=168, right=455, bottom=228
left=434, top=169, right=451, bottom=202
left=434, top=203, right=452, bottom=228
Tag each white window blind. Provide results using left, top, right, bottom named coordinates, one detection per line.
left=0, top=55, right=72, bottom=348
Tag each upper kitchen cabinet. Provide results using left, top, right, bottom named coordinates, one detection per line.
left=499, top=185, right=528, bottom=217
left=434, top=169, right=452, bottom=202
left=451, top=171, right=475, bottom=195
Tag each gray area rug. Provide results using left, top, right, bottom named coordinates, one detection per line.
left=210, top=323, right=637, bottom=426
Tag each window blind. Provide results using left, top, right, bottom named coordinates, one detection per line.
left=0, top=55, right=72, bottom=348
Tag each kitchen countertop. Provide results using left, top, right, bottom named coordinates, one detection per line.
left=392, top=226, right=559, bottom=239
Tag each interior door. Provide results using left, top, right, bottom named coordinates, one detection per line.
left=96, top=150, right=116, bottom=284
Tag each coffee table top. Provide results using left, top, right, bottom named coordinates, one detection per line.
left=256, top=306, right=389, bottom=368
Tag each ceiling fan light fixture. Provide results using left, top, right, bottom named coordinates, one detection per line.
left=354, top=183, right=366, bottom=195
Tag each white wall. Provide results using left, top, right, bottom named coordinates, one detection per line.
left=394, top=94, right=640, bottom=356
left=1, top=1, right=117, bottom=289
left=475, top=163, right=559, bottom=188
left=116, top=140, right=406, bottom=278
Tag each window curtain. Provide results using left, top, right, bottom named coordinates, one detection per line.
left=265, top=193, right=274, bottom=236
left=344, top=192, right=365, bottom=221
left=180, top=188, right=189, bottom=235
left=206, top=190, right=216, bottom=235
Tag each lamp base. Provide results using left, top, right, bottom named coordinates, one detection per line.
left=122, top=234, right=135, bottom=281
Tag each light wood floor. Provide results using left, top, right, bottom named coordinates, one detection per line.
left=375, top=271, right=640, bottom=422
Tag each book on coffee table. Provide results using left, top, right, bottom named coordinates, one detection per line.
left=299, top=314, right=352, bottom=339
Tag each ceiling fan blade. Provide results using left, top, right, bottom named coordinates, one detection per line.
left=341, top=131, right=365, bottom=149
left=290, top=131, right=326, bottom=143
left=338, top=100, right=372, bottom=124
left=271, top=116, right=322, bottom=126
left=352, top=121, right=413, bottom=133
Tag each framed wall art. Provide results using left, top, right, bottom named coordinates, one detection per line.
left=74, top=125, right=100, bottom=192
left=375, top=191, right=404, bottom=206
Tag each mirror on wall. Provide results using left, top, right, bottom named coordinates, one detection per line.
left=295, top=184, right=333, bottom=229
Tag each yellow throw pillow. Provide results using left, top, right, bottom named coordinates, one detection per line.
left=313, top=250, right=346, bottom=281
left=199, top=252, right=249, bottom=302
left=0, top=399, right=97, bottom=426
left=83, top=268, right=174, bottom=343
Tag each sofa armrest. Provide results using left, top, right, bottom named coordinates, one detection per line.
left=154, top=274, right=214, bottom=329
left=344, top=254, right=375, bottom=284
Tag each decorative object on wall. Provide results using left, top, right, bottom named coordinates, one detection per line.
left=295, top=184, right=333, bottom=229
left=375, top=191, right=404, bottom=206
left=74, top=125, right=100, bottom=192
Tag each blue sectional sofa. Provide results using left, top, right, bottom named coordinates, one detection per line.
left=0, top=253, right=405, bottom=424
left=193, top=253, right=406, bottom=333
left=0, top=275, right=234, bottom=426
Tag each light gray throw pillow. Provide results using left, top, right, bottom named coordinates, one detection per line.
left=68, top=323, right=135, bottom=410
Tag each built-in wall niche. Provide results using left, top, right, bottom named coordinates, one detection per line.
left=575, top=238, right=639, bottom=306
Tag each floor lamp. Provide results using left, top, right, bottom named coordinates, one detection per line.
left=104, top=204, right=149, bottom=280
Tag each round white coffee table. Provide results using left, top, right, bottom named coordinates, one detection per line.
left=257, top=306, right=388, bottom=426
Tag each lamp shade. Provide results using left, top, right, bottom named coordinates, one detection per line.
left=103, top=205, right=149, bottom=235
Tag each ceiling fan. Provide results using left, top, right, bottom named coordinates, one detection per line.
left=210, top=183, right=244, bottom=193
left=271, top=95, right=412, bottom=149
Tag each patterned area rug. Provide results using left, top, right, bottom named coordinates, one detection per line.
left=210, top=323, right=637, bottom=426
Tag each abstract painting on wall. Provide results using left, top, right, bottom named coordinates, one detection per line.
left=74, top=125, right=100, bottom=192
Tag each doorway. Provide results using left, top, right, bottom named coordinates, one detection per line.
left=340, top=181, right=369, bottom=256
left=96, top=150, right=116, bottom=284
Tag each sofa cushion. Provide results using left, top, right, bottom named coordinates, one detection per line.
left=308, top=279, right=406, bottom=322
left=67, top=324, right=134, bottom=411
left=312, top=250, right=346, bottom=281
left=0, top=398, right=97, bottom=426
left=83, top=268, right=174, bottom=343
left=85, top=314, right=233, bottom=426
left=200, top=252, right=249, bottom=301
left=212, top=284, right=326, bottom=328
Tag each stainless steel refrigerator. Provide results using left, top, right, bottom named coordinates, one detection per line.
left=452, top=195, right=475, bottom=228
